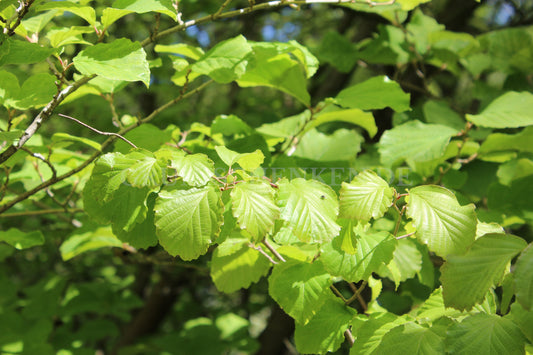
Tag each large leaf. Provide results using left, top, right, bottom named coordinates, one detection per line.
left=0, top=228, right=44, bottom=249
left=230, top=180, right=279, bottom=240
left=379, top=121, right=458, bottom=166
left=406, top=185, right=477, bottom=257
left=7, top=73, right=56, bottom=110
left=113, top=193, right=159, bottom=249
left=335, top=76, right=410, bottom=112
left=294, top=298, right=357, bottom=354
left=191, top=35, right=252, bottom=84
left=440, top=233, right=527, bottom=311
left=73, top=38, right=150, bottom=86
left=466, top=91, right=533, bottom=128
left=154, top=186, right=223, bottom=260
left=277, top=178, right=340, bottom=243
left=350, top=313, right=411, bottom=355
left=210, top=237, right=272, bottom=293
left=0, top=39, right=55, bottom=66
left=376, top=322, right=444, bottom=354
left=514, top=244, right=533, bottom=311
left=268, top=260, right=332, bottom=324
left=445, top=313, right=526, bottom=354
left=339, top=170, right=394, bottom=222
left=37, top=1, right=96, bottom=25
left=321, top=226, right=396, bottom=283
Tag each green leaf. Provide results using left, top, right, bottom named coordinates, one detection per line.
left=84, top=152, right=130, bottom=204
left=231, top=180, right=280, bottom=240
left=238, top=43, right=311, bottom=105
left=440, top=233, right=527, bottom=311
left=339, top=170, right=394, bottom=222
left=112, top=0, right=177, bottom=19
left=37, top=1, right=96, bottom=25
left=396, top=0, right=431, bottom=10
left=210, top=237, right=272, bottom=293
left=307, top=108, right=378, bottom=138
left=293, top=128, right=363, bottom=162
left=335, top=76, right=410, bottom=112
left=514, top=244, right=533, bottom=310
left=277, top=178, right=340, bottom=243
left=268, top=260, right=332, bottom=324
left=154, top=186, right=223, bottom=260
left=376, top=322, right=445, bottom=354
left=214, top=146, right=264, bottom=172
left=168, top=151, right=215, bottom=187
left=321, top=226, right=396, bottom=282
left=101, top=8, right=133, bottom=29
left=406, top=185, right=477, bottom=257
left=294, top=298, right=357, bottom=354
left=314, top=31, right=358, bottom=73
left=51, top=132, right=101, bottom=150
left=60, top=227, right=123, bottom=261
left=0, top=228, right=44, bottom=249
left=480, top=126, right=533, bottom=157
left=379, top=121, right=458, bottom=167
left=211, top=114, right=252, bottom=136
left=445, top=313, right=526, bottom=354
left=423, top=100, right=465, bottom=131
left=413, top=287, right=462, bottom=322
left=191, top=35, right=252, bottom=84
left=378, top=238, right=423, bottom=288
left=47, top=26, right=93, bottom=48
left=73, top=38, right=150, bottom=86
left=124, top=150, right=166, bottom=188
left=350, top=312, right=411, bottom=355
left=155, top=43, right=205, bottom=60
left=466, top=92, right=533, bottom=128
left=508, top=303, right=533, bottom=343
left=4, top=73, right=56, bottom=110
left=0, top=39, right=54, bottom=65
left=113, top=193, right=159, bottom=249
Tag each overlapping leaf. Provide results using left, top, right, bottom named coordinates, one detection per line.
left=513, top=244, right=533, bottom=310
left=154, top=186, right=223, bottom=260
left=440, top=233, right=527, bottom=310
left=277, top=178, right=340, bottom=243
left=169, top=152, right=215, bottom=187
left=231, top=180, right=279, bottom=240
left=339, top=170, right=394, bottom=222
left=376, top=322, right=445, bottom=354
left=466, top=91, right=533, bottom=128
left=407, top=185, right=477, bottom=257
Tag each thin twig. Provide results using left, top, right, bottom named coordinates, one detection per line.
left=344, top=329, right=355, bottom=346
left=396, top=232, right=415, bottom=240
left=262, top=238, right=286, bottom=262
left=4, top=0, right=35, bottom=36
left=330, top=284, right=349, bottom=303
left=58, top=114, right=138, bottom=148
left=0, top=208, right=83, bottom=217
left=346, top=281, right=367, bottom=305
left=249, top=243, right=278, bottom=264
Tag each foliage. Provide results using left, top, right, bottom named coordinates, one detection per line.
left=1, top=0, right=532, bottom=354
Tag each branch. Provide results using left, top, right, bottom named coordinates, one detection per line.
left=0, top=208, right=83, bottom=218
left=262, top=238, right=286, bottom=263
left=4, top=0, right=35, bottom=36
left=0, top=75, right=95, bottom=164
left=249, top=243, right=278, bottom=264
left=58, top=114, right=138, bottom=149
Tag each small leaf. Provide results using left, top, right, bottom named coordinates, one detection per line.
left=407, top=185, right=477, bottom=257
left=125, top=150, right=167, bottom=188
left=112, top=0, right=177, bottom=19
left=154, top=186, right=223, bottom=260
left=466, top=91, right=533, bottom=128
left=294, top=298, right=357, bottom=354
left=268, top=260, right=332, bottom=324
left=307, top=108, right=377, bottom=138
left=101, top=8, right=133, bottom=29
left=445, top=313, right=526, bottom=354
left=293, top=129, right=363, bottom=162
left=214, top=146, right=264, bottom=171
left=73, top=38, right=150, bottom=86
left=339, top=170, right=394, bottom=222
left=379, top=121, right=458, bottom=167
left=440, top=233, right=527, bottom=311
left=0, top=228, right=44, bottom=249
left=60, top=227, right=123, bottom=261
left=37, top=1, right=96, bottom=25
left=514, top=244, right=533, bottom=310
left=277, top=178, right=340, bottom=243
left=210, top=237, right=272, bottom=293
left=336, top=76, right=410, bottom=112
left=231, top=180, right=280, bottom=240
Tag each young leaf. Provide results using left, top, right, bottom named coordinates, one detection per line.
left=406, top=185, right=477, bottom=257
left=277, top=178, right=340, bottom=243
left=294, top=298, right=357, bottom=354
left=210, top=237, right=272, bottom=293
left=214, top=146, right=264, bottom=171
left=73, top=38, right=150, bottom=86
left=339, top=170, right=394, bottom=222
left=268, top=260, right=332, bottom=324
left=440, top=233, right=527, bottom=311
left=466, top=91, right=533, bottom=128
left=379, top=121, right=458, bottom=167
left=293, top=128, right=363, bottom=162
left=170, top=152, right=215, bottom=187
left=376, top=322, right=445, bottom=354
left=445, top=313, right=526, bottom=354
left=230, top=180, right=280, bottom=240
left=513, top=244, right=533, bottom=310
left=36, top=1, right=96, bottom=25
left=125, top=150, right=166, bottom=188
left=154, top=186, right=223, bottom=260
left=335, top=76, right=410, bottom=112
